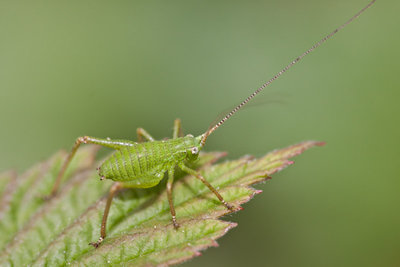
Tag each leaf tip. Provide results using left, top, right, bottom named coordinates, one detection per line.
left=254, top=189, right=263, bottom=195
left=315, top=141, right=326, bottom=146
left=211, top=240, right=219, bottom=247
left=227, top=222, right=238, bottom=231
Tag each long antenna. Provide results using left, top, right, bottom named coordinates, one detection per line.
left=200, top=0, right=375, bottom=147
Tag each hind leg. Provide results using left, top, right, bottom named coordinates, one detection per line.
left=89, top=182, right=124, bottom=248
left=47, top=136, right=134, bottom=198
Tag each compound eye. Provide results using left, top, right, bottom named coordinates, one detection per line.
left=191, top=147, right=199, bottom=154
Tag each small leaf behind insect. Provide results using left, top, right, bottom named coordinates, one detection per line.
left=0, top=141, right=323, bottom=266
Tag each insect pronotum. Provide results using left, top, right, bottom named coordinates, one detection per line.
left=48, top=0, right=375, bottom=248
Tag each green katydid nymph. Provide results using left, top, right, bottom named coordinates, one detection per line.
left=47, top=0, right=375, bottom=248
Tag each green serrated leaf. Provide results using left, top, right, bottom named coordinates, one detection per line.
left=0, top=141, right=323, bottom=266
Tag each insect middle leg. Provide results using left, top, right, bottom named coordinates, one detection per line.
left=48, top=136, right=135, bottom=198
left=89, top=182, right=123, bottom=248
left=166, top=166, right=179, bottom=229
left=173, top=118, right=183, bottom=139
left=137, top=128, right=155, bottom=142
left=179, top=164, right=233, bottom=210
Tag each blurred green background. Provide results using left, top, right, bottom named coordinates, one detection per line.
left=1, top=0, right=399, bottom=266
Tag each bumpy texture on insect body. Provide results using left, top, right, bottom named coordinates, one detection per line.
left=98, top=135, right=203, bottom=188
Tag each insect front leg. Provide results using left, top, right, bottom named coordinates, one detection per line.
left=179, top=164, right=233, bottom=210
left=166, top=166, right=179, bottom=229
left=47, top=136, right=135, bottom=198
left=173, top=118, right=183, bottom=139
left=136, top=128, right=155, bottom=142
left=89, top=182, right=123, bottom=248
